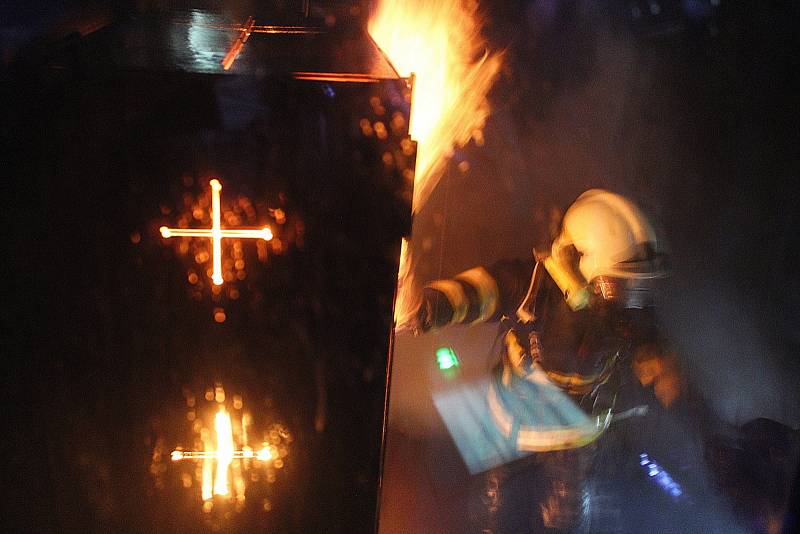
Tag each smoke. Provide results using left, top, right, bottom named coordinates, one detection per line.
left=381, top=1, right=799, bottom=530
left=384, top=0, right=800, bottom=472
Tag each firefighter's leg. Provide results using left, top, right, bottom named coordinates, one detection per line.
left=536, top=443, right=596, bottom=532
left=470, top=461, right=540, bottom=533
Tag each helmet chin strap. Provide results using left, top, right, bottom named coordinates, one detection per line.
left=544, top=231, right=591, bottom=311
left=543, top=255, right=590, bottom=311
left=544, top=190, right=667, bottom=310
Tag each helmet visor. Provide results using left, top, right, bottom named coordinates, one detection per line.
left=591, top=276, right=656, bottom=309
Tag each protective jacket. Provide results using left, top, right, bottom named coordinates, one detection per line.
left=422, top=255, right=658, bottom=450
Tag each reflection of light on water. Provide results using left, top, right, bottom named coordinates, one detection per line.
left=163, top=385, right=292, bottom=513
left=181, top=10, right=228, bottom=72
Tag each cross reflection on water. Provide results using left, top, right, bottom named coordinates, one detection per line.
left=151, top=384, right=291, bottom=515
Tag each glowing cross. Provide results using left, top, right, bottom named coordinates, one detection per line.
left=160, top=179, right=272, bottom=286
left=170, top=408, right=274, bottom=501
left=171, top=448, right=273, bottom=461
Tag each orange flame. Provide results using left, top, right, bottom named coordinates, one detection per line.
left=369, top=0, right=501, bottom=211
left=369, top=0, right=502, bottom=327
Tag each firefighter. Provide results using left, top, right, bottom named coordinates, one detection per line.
left=414, top=189, right=676, bottom=531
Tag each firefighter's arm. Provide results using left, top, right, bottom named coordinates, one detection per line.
left=416, top=258, right=535, bottom=332
left=632, top=342, right=682, bottom=407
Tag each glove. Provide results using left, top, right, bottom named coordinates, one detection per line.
left=633, top=343, right=681, bottom=407
left=414, top=287, right=455, bottom=334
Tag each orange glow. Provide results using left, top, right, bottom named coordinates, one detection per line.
left=160, top=179, right=272, bottom=287
left=292, top=72, right=384, bottom=83
left=221, top=16, right=254, bottom=71
left=369, top=0, right=502, bottom=327
left=201, top=428, right=214, bottom=501
left=369, top=0, right=501, bottom=211
left=170, top=448, right=274, bottom=461
left=168, top=386, right=292, bottom=510
left=213, top=408, right=234, bottom=496
left=256, top=446, right=273, bottom=461
left=394, top=238, right=420, bottom=328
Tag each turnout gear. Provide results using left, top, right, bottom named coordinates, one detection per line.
left=545, top=189, right=668, bottom=311
left=418, top=190, right=665, bottom=417
left=417, top=189, right=668, bottom=531
left=418, top=189, right=665, bottom=428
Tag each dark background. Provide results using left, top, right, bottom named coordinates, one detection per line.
left=3, top=1, right=800, bottom=533
left=3, top=4, right=412, bottom=531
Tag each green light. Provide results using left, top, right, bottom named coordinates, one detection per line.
left=436, top=347, right=459, bottom=370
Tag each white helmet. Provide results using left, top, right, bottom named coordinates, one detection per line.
left=544, top=189, right=667, bottom=310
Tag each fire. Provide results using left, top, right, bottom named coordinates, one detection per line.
left=369, top=0, right=501, bottom=211
left=368, top=0, right=502, bottom=327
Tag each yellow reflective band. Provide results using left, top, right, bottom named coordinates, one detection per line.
left=426, top=279, right=468, bottom=324
left=544, top=370, right=598, bottom=388
left=544, top=358, right=614, bottom=395
left=503, top=330, right=529, bottom=378
left=454, top=267, right=499, bottom=323
left=486, top=380, right=611, bottom=452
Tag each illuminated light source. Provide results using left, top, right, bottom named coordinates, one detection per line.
left=221, top=16, right=255, bottom=71
left=213, top=409, right=234, bottom=496
left=171, top=407, right=276, bottom=502
left=159, top=179, right=272, bottom=286
left=170, top=407, right=242, bottom=500
left=638, top=452, right=685, bottom=500
left=167, top=386, right=292, bottom=511
left=164, top=386, right=292, bottom=512
left=436, top=346, right=459, bottom=370
left=219, top=17, right=325, bottom=72
left=170, top=449, right=273, bottom=461
left=256, top=447, right=273, bottom=461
